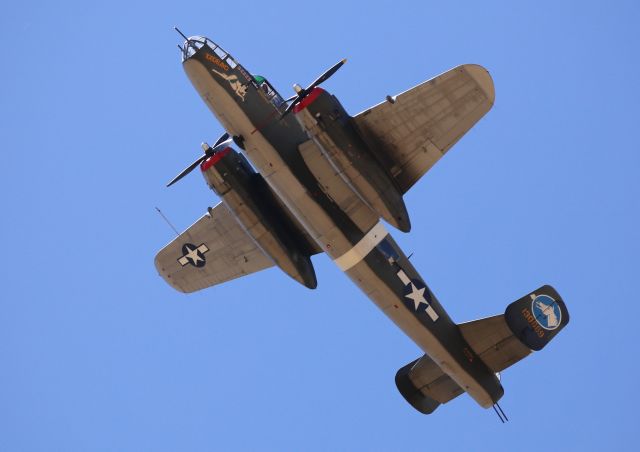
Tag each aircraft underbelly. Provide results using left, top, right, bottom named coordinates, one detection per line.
left=183, top=58, right=500, bottom=408
left=183, top=60, right=374, bottom=259
left=343, top=235, right=499, bottom=408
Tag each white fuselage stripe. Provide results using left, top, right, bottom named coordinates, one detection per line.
left=334, top=221, right=388, bottom=271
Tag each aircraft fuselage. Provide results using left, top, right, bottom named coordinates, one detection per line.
left=182, top=43, right=503, bottom=408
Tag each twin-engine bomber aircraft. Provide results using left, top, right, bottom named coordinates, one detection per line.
left=155, top=31, right=570, bottom=415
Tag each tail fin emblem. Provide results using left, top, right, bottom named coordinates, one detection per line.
left=530, top=294, right=562, bottom=330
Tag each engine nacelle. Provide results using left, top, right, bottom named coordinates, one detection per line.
left=293, top=87, right=410, bottom=232
left=200, top=146, right=317, bottom=288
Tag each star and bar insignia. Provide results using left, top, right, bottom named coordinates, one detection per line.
left=396, top=269, right=439, bottom=321
left=178, top=243, right=209, bottom=268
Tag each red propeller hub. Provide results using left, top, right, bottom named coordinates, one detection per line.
left=293, top=87, right=325, bottom=114
left=200, top=147, right=231, bottom=171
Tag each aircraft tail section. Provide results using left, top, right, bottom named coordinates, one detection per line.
left=458, top=285, right=570, bottom=374
left=504, top=285, right=569, bottom=351
left=396, top=285, right=569, bottom=414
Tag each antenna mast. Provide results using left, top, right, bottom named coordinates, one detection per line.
left=155, top=207, right=180, bottom=236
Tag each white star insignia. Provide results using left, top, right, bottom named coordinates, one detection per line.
left=184, top=245, right=203, bottom=265
left=405, top=282, right=427, bottom=311
left=178, top=243, right=209, bottom=267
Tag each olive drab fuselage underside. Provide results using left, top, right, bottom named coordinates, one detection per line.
left=178, top=38, right=502, bottom=409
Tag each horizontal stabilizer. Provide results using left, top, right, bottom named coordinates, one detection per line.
left=459, top=285, right=570, bottom=373
left=458, top=315, right=532, bottom=373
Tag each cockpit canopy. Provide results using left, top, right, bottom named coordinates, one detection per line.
left=254, top=75, right=286, bottom=109
left=179, top=36, right=287, bottom=112
left=180, top=36, right=238, bottom=69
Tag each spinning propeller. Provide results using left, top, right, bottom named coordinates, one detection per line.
left=281, top=58, right=347, bottom=118
left=166, top=132, right=231, bottom=187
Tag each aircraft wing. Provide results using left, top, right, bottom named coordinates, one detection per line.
left=154, top=203, right=274, bottom=293
left=353, top=64, right=495, bottom=194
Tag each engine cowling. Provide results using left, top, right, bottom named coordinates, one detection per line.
left=200, top=146, right=317, bottom=288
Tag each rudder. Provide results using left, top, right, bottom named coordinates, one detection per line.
left=504, top=285, right=569, bottom=351
left=395, top=358, right=441, bottom=414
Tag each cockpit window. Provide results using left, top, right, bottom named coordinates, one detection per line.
left=181, top=36, right=233, bottom=65
left=254, top=75, right=286, bottom=111
left=184, top=38, right=205, bottom=59
left=178, top=38, right=286, bottom=111
left=213, top=46, right=227, bottom=59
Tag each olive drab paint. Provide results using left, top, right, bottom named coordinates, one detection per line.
left=155, top=33, right=571, bottom=415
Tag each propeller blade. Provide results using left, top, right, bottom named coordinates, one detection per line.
left=213, top=132, right=229, bottom=147
left=280, top=92, right=306, bottom=118
left=166, top=139, right=232, bottom=187
left=307, top=58, right=346, bottom=90
left=280, top=59, right=346, bottom=119
left=166, top=154, right=208, bottom=187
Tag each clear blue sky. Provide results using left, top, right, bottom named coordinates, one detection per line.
left=2, top=1, right=639, bottom=450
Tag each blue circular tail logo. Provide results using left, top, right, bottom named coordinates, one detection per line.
left=531, top=294, right=562, bottom=330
